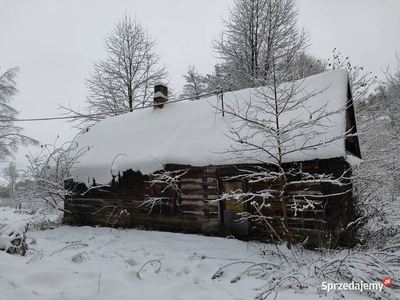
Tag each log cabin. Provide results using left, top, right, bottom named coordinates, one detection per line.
left=63, top=70, right=361, bottom=248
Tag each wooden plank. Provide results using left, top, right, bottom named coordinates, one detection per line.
left=181, top=184, right=205, bottom=190
left=202, top=206, right=218, bottom=214
left=180, top=205, right=206, bottom=213
left=287, top=207, right=325, bottom=214
left=181, top=188, right=218, bottom=195
left=67, top=199, right=119, bottom=207
left=205, top=212, right=219, bottom=218
left=182, top=211, right=204, bottom=215
left=203, top=200, right=219, bottom=207
left=286, top=217, right=327, bottom=223
left=182, top=194, right=210, bottom=200
left=181, top=177, right=217, bottom=183
left=180, top=200, right=203, bottom=206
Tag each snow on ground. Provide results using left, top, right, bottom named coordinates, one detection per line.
left=0, top=206, right=398, bottom=300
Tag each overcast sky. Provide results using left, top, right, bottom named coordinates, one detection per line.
left=0, top=0, right=399, bottom=168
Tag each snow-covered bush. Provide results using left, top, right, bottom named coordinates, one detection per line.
left=210, top=243, right=400, bottom=299
left=0, top=221, right=28, bottom=256
left=19, top=138, right=89, bottom=215
left=351, top=87, right=400, bottom=248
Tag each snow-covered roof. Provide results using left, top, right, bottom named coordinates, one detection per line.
left=72, top=70, right=353, bottom=185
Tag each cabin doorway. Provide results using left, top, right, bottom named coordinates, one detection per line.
left=221, top=181, right=249, bottom=237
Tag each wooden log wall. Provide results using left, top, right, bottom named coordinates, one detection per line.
left=64, top=166, right=221, bottom=234
left=246, top=158, right=354, bottom=247
left=64, top=158, right=355, bottom=247
left=179, top=166, right=220, bottom=233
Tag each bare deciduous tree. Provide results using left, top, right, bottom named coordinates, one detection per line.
left=383, top=52, right=400, bottom=129
left=212, top=70, right=354, bottom=248
left=203, top=64, right=234, bottom=94
left=180, top=65, right=207, bottom=100
left=351, top=54, right=400, bottom=242
left=0, top=67, right=38, bottom=159
left=3, top=162, right=19, bottom=199
left=22, top=138, right=133, bottom=227
left=212, top=0, right=309, bottom=89
left=61, top=13, right=167, bottom=130
left=352, top=89, right=399, bottom=234
left=22, top=138, right=89, bottom=213
left=141, top=163, right=189, bottom=213
left=325, top=48, right=377, bottom=102
left=289, top=52, right=326, bottom=80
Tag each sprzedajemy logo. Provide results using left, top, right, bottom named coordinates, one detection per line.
left=321, top=281, right=384, bottom=293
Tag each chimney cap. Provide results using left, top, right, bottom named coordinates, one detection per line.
left=154, top=91, right=168, bottom=99
left=154, top=81, right=168, bottom=88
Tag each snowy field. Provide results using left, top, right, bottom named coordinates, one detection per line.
left=0, top=206, right=398, bottom=300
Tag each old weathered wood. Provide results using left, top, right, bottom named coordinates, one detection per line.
left=64, top=158, right=356, bottom=247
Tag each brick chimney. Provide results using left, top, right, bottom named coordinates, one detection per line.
left=153, top=82, right=168, bottom=109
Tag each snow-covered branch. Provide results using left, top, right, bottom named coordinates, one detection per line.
left=139, top=161, right=189, bottom=214
left=19, top=137, right=89, bottom=214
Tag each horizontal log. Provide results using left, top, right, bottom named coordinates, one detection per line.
left=256, top=210, right=326, bottom=220
left=181, top=188, right=218, bottom=195
left=204, top=211, right=219, bottom=217
left=181, top=177, right=217, bottom=183
left=204, top=206, right=219, bottom=212
left=180, top=205, right=207, bottom=213
left=67, top=198, right=109, bottom=206
left=258, top=202, right=325, bottom=212
left=181, top=210, right=204, bottom=216
left=181, top=184, right=208, bottom=190
left=286, top=189, right=323, bottom=196
left=181, top=192, right=218, bottom=199
left=286, top=217, right=327, bottom=223
left=182, top=194, right=217, bottom=200
left=181, top=195, right=205, bottom=200
left=204, top=201, right=219, bottom=207
left=67, top=201, right=125, bottom=209
left=69, top=198, right=148, bottom=209
left=290, top=207, right=325, bottom=215
left=180, top=200, right=204, bottom=206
